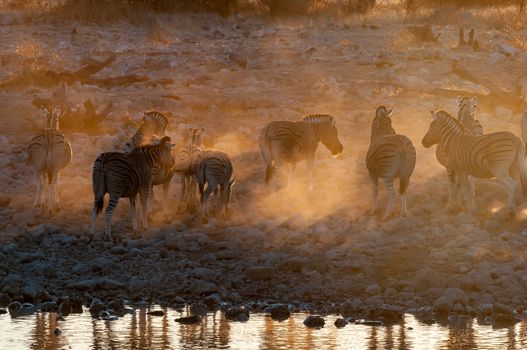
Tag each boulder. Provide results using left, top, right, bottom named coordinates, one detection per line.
left=175, top=315, right=202, bottom=325
left=267, top=305, right=290, bottom=321
left=225, top=307, right=249, bottom=322
left=303, top=315, right=325, bottom=328
left=334, top=318, right=347, bottom=328
left=246, top=267, right=274, bottom=281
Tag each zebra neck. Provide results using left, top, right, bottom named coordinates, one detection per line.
left=305, top=122, right=326, bottom=142
left=439, top=124, right=463, bottom=151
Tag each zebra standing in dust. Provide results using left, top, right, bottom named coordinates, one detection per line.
left=366, top=106, right=416, bottom=219
left=90, top=136, right=175, bottom=241
left=27, top=105, right=72, bottom=214
left=197, top=150, right=235, bottom=217
left=259, top=114, right=343, bottom=191
left=422, top=110, right=527, bottom=217
left=173, top=128, right=205, bottom=213
left=123, top=111, right=174, bottom=220
left=435, top=96, right=483, bottom=210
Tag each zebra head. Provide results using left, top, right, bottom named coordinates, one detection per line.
left=422, top=110, right=462, bottom=148
left=372, top=106, right=396, bottom=137
left=304, top=115, right=343, bottom=156
left=456, top=96, right=477, bottom=127
left=40, top=105, right=62, bottom=129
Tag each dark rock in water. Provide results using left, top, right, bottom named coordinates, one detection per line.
left=268, top=305, right=290, bottom=321
left=8, top=302, right=36, bottom=317
left=89, top=302, right=107, bottom=318
left=334, top=318, right=348, bottom=328
left=433, top=296, right=452, bottom=314
left=491, top=313, right=522, bottom=328
left=0, top=309, right=6, bottom=315
left=303, top=315, right=325, bottom=328
left=447, top=314, right=472, bottom=328
left=39, top=301, right=58, bottom=312
left=246, top=267, right=274, bottom=281
left=53, top=328, right=61, bottom=336
left=225, top=307, right=250, bottom=322
left=99, top=310, right=118, bottom=321
left=175, top=315, right=202, bottom=325
left=190, top=303, right=208, bottom=316
left=69, top=298, right=84, bottom=314
left=58, top=302, right=72, bottom=317
left=203, top=294, right=221, bottom=311
left=492, top=303, right=518, bottom=316
left=147, top=310, right=165, bottom=316
left=371, top=304, right=404, bottom=324
left=34, top=289, right=53, bottom=304
left=107, top=300, right=124, bottom=313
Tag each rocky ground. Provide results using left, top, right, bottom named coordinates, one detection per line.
left=1, top=5, right=527, bottom=327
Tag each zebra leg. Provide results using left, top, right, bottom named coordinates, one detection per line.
left=368, top=174, right=378, bottom=215
left=104, top=195, right=120, bottom=242
left=400, top=193, right=408, bottom=217
left=383, top=178, right=396, bottom=220
left=140, top=187, right=150, bottom=234
left=48, top=170, right=60, bottom=214
left=177, top=176, right=186, bottom=214
left=33, top=170, right=45, bottom=208
left=306, top=158, right=314, bottom=191
left=457, top=173, right=474, bottom=214
left=129, top=195, right=138, bottom=234
left=468, top=176, right=476, bottom=207
left=201, top=183, right=215, bottom=217
left=162, top=180, right=170, bottom=223
left=494, top=173, right=517, bottom=218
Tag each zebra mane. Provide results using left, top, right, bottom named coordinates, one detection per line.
left=434, top=110, right=468, bottom=132
left=303, top=114, right=335, bottom=125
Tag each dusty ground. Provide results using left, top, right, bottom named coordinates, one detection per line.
left=1, top=6, right=527, bottom=320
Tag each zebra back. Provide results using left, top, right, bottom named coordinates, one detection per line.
left=197, top=150, right=233, bottom=186
left=143, top=111, right=168, bottom=136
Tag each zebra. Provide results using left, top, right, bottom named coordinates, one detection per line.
left=521, top=112, right=527, bottom=147
left=366, top=106, right=416, bottom=219
left=173, top=128, right=205, bottom=213
left=122, top=111, right=168, bottom=153
left=27, top=105, right=72, bottom=214
left=258, top=114, right=343, bottom=191
left=90, top=136, right=175, bottom=241
left=197, top=150, right=235, bottom=217
left=422, top=110, right=527, bottom=217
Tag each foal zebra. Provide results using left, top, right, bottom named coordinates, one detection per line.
left=90, top=136, right=175, bottom=241
left=197, top=150, right=235, bottom=217
left=259, top=114, right=343, bottom=191
left=423, top=110, right=527, bottom=217
left=366, top=106, right=416, bottom=219
left=27, top=106, right=72, bottom=214
left=173, top=128, right=205, bottom=213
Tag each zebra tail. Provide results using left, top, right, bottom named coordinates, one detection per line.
left=93, top=159, right=106, bottom=215
left=399, top=139, right=416, bottom=195
left=265, top=161, right=275, bottom=185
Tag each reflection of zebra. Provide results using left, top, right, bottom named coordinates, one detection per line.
left=27, top=106, right=72, bottom=214
left=197, top=150, right=235, bottom=217
left=436, top=96, right=483, bottom=209
left=174, top=128, right=205, bottom=213
left=90, top=136, right=175, bottom=241
left=366, top=106, right=416, bottom=219
left=258, top=114, right=343, bottom=191
left=423, top=110, right=527, bottom=216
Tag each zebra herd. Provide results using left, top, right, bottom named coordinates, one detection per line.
left=27, top=97, right=527, bottom=241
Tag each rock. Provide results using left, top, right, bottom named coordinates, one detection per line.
left=175, top=315, right=202, bottom=325
left=147, top=310, right=165, bottom=316
left=285, top=231, right=304, bottom=245
left=303, top=315, right=325, bottom=328
left=365, top=284, right=381, bottom=296
left=67, top=278, right=125, bottom=290
left=225, top=307, right=249, bottom=322
left=8, top=302, right=36, bottom=317
left=203, top=294, right=221, bottom=311
left=355, top=319, right=383, bottom=326
left=334, top=318, right=348, bottom=328
left=246, top=267, right=274, bottom=281
left=268, top=305, right=290, bottom=321
left=433, top=296, right=452, bottom=314
left=110, top=245, right=128, bottom=255
left=442, top=287, right=468, bottom=306
left=0, top=309, right=6, bottom=315
left=39, top=301, right=58, bottom=312
left=287, top=213, right=308, bottom=231
left=190, top=303, right=208, bottom=316
left=491, top=313, right=522, bottom=328
left=89, top=301, right=106, bottom=318
left=190, top=280, right=218, bottom=295
left=53, top=328, right=61, bottom=336
left=58, top=302, right=72, bottom=317
left=100, top=310, right=118, bottom=321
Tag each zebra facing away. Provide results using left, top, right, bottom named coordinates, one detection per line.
left=173, top=128, right=205, bottom=214
left=422, top=110, right=527, bottom=217
left=259, top=114, right=343, bottom=191
left=90, top=136, right=175, bottom=241
left=366, top=106, right=416, bottom=219
left=197, top=151, right=235, bottom=217
left=27, top=105, right=72, bottom=214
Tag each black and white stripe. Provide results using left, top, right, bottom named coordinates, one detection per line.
left=366, top=106, right=416, bottom=219
left=90, top=136, right=175, bottom=241
left=143, top=110, right=168, bottom=136
left=258, top=114, right=343, bottom=191
left=423, top=110, right=527, bottom=216
left=27, top=105, right=72, bottom=214
left=197, top=150, right=235, bottom=217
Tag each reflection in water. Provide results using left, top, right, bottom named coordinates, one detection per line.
left=1, top=309, right=527, bottom=350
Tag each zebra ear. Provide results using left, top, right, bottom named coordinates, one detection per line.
left=387, top=108, right=394, bottom=117
left=52, top=105, right=62, bottom=118
left=456, top=96, right=463, bottom=106
left=228, top=178, right=236, bottom=188
left=40, top=105, right=49, bottom=118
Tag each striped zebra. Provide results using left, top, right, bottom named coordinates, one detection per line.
left=173, top=128, right=205, bottom=213
left=366, top=106, right=416, bottom=219
left=197, top=150, right=235, bottom=217
left=27, top=105, right=72, bottom=214
left=122, top=111, right=168, bottom=153
left=423, top=110, right=527, bottom=217
left=258, top=114, right=343, bottom=191
left=90, top=136, right=175, bottom=241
